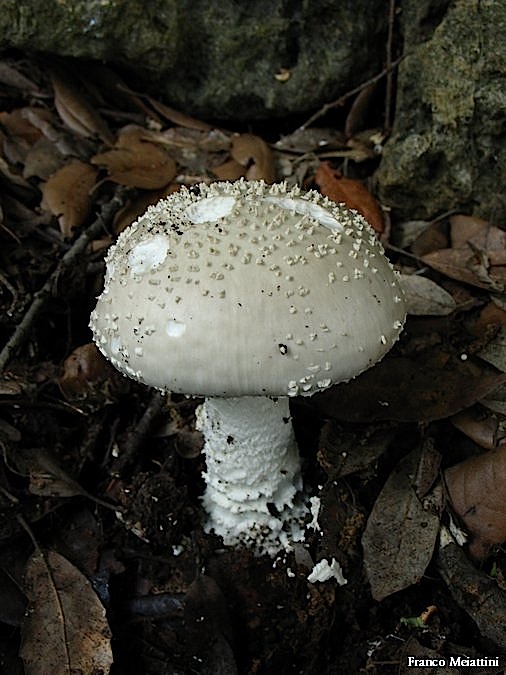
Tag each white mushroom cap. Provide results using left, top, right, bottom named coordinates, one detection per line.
left=90, top=180, right=406, bottom=397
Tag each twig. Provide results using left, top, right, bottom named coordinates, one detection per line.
left=115, top=390, right=167, bottom=472
left=298, top=55, right=404, bottom=132
left=0, top=188, right=126, bottom=373
left=384, top=0, right=397, bottom=131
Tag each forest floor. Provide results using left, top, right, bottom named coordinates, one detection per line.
left=0, top=52, right=505, bottom=674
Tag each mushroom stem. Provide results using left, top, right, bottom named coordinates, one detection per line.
left=197, top=395, right=308, bottom=555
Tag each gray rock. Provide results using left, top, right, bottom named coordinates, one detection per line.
left=0, top=0, right=388, bottom=120
left=377, top=0, right=506, bottom=222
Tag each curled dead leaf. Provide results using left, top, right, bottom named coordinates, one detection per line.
left=59, top=343, right=114, bottom=399
left=230, top=133, right=275, bottom=183
left=211, top=158, right=246, bottom=181
left=423, top=216, right=506, bottom=292
left=399, top=273, right=457, bottom=316
left=313, top=161, right=384, bottom=233
left=50, top=67, right=114, bottom=145
left=451, top=408, right=506, bottom=451
left=42, top=160, right=98, bottom=237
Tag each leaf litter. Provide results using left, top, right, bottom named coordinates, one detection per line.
left=0, top=50, right=505, bottom=674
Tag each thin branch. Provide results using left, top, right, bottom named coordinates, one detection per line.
left=298, top=55, right=404, bottom=132
left=0, top=188, right=126, bottom=373
left=384, top=0, right=397, bottom=131
left=115, top=390, right=167, bottom=472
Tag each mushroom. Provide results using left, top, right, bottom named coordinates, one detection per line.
left=90, top=179, right=406, bottom=555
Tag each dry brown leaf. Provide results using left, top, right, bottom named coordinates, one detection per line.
left=230, top=133, right=276, bottom=182
left=313, top=161, right=384, bottom=233
left=50, top=67, right=114, bottom=144
left=59, top=343, right=114, bottom=399
left=0, top=61, right=42, bottom=94
left=23, top=137, right=66, bottom=180
left=410, top=220, right=449, bottom=257
left=423, top=216, right=506, bottom=292
left=13, top=447, right=87, bottom=499
left=42, top=160, right=98, bottom=237
left=451, top=408, right=506, bottom=451
left=344, top=82, right=378, bottom=138
left=112, top=185, right=179, bottom=235
left=317, top=421, right=395, bottom=479
left=423, top=247, right=506, bottom=291
left=362, top=447, right=442, bottom=600
left=147, top=96, right=213, bottom=131
left=20, top=549, right=113, bottom=675
left=0, top=109, right=43, bottom=144
left=91, top=126, right=177, bottom=189
left=313, top=355, right=506, bottom=423
left=399, top=273, right=456, bottom=316
left=211, top=158, right=246, bottom=181
left=274, top=127, right=347, bottom=154
left=449, top=214, right=489, bottom=248
left=445, top=444, right=506, bottom=559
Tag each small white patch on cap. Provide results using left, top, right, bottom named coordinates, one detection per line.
left=264, top=196, right=344, bottom=232
left=166, top=319, right=186, bottom=338
left=128, top=235, right=169, bottom=275
left=185, top=196, right=236, bottom=224
left=110, top=337, right=121, bottom=354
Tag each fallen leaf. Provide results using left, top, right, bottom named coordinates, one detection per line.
left=423, top=216, right=506, bottom=292
left=0, top=61, right=42, bottom=94
left=112, top=184, right=179, bottom=235
left=184, top=575, right=236, bottom=669
left=313, top=161, right=384, bottom=233
left=399, top=273, right=457, bottom=316
left=211, top=158, right=246, bottom=181
left=362, top=447, right=442, bottom=600
left=445, top=444, right=506, bottom=559
left=12, top=447, right=88, bottom=499
left=423, top=248, right=506, bottom=291
left=481, top=384, right=506, bottom=415
left=23, top=137, right=66, bottom=180
left=147, top=96, right=213, bottom=131
left=410, top=220, right=449, bottom=257
left=449, top=214, right=489, bottom=248
left=0, top=108, right=43, bottom=144
left=50, top=66, right=114, bottom=144
left=437, top=539, right=506, bottom=649
left=230, top=133, right=275, bottom=183
left=42, top=160, right=98, bottom=237
left=59, top=343, right=116, bottom=399
left=478, top=325, right=506, bottom=372
left=317, top=421, right=395, bottom=478
left=91, top=126, right=177, bottom=189
left=20, top=549, right=113, bottom=675
left=0, top=567, right=27, bottom=627
left=313, top=355, right=506, bottom=423
left=344, top=82, right=378, bottom=138
left=451, top=408, right=506, bottom=451
left=274, top=127, right=347, bottom=154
